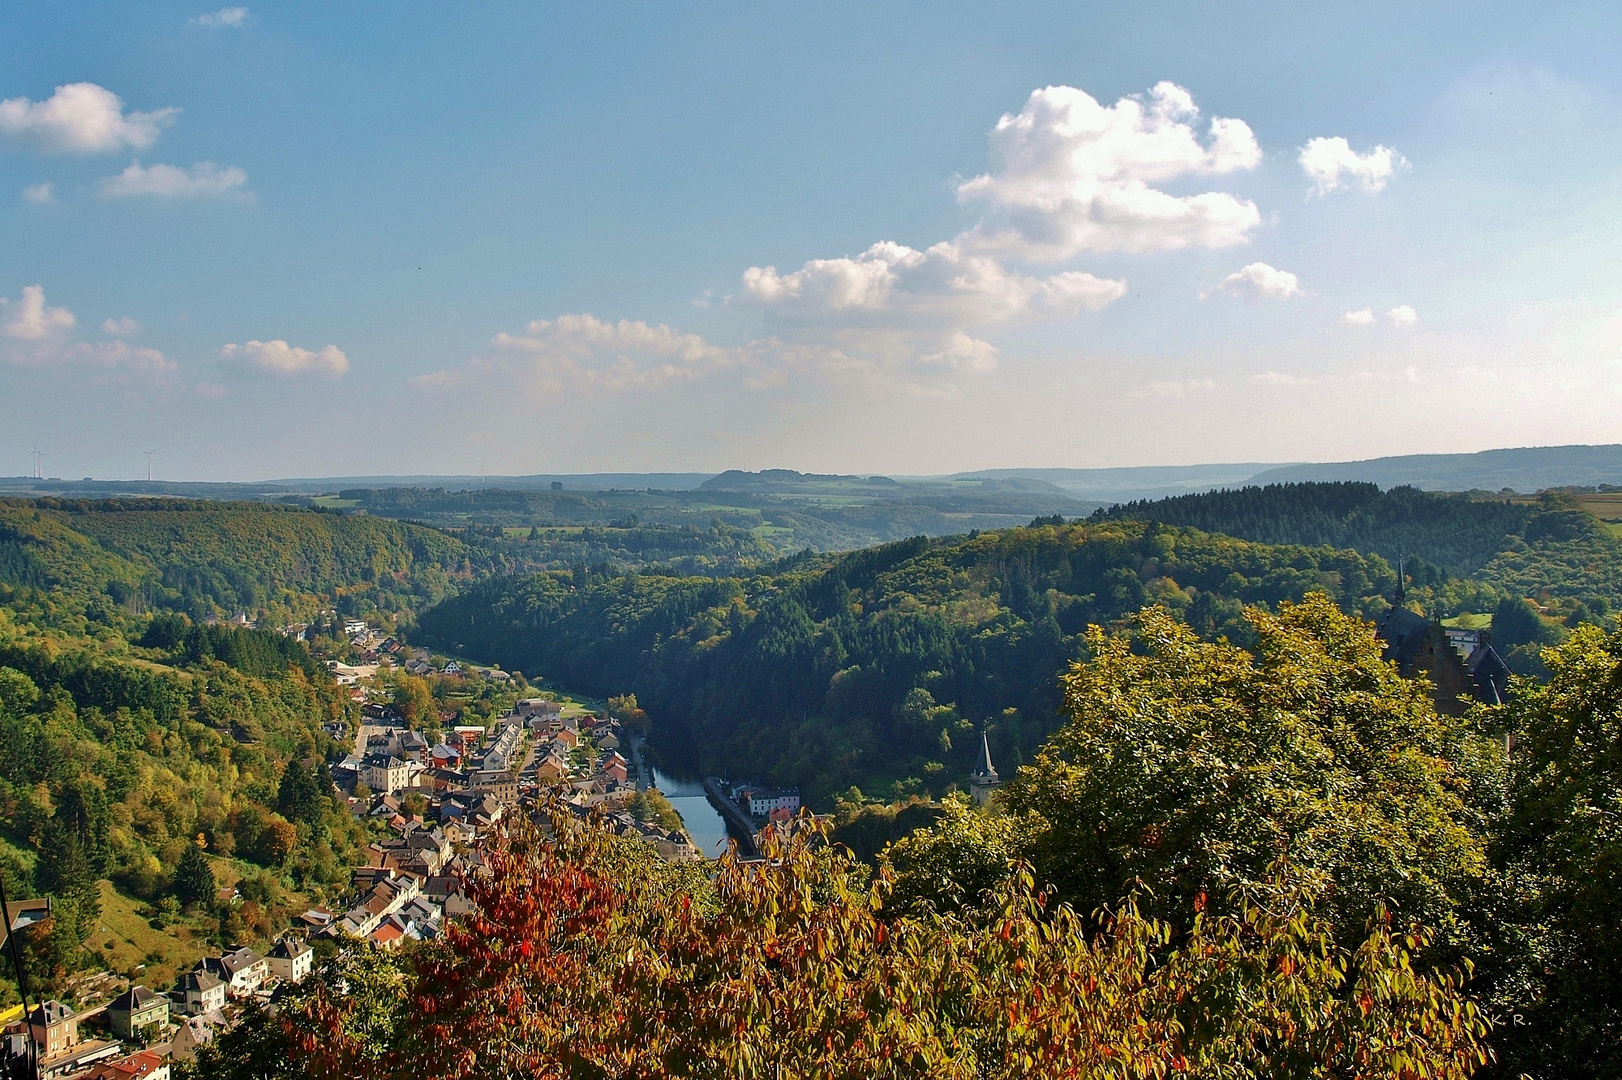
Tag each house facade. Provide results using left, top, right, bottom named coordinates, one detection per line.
left=28, top=1001, right=77, bottom=1060
left=363, top=755, right=412, bottom=795
left=106, top=986, right=167, bottom=1041
left=746, top=789, right=801, bottom=817
left=266, top=938, right=314, bottom=983
left=202, top=946, right=269, bottom=997
left=178, top=970, right=226, bottom=1016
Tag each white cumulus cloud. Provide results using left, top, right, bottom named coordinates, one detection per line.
left=221, top=340, right=349, bottom=378
left=957, top=81, right=1263, bottom=258
left=1343, top=308, right=1376, bottom=325
left=2, top=285, right=76, bottom=340
left=737, top=81, right=1258, bottom=366
left=1387, top=304, right=1419, bottom=326
left=100, top=161, right=248, bottom=199
left=740, top=240, right=1124, bottom=322
left=1299, top=137, right=1405, bottom=195
left=0, top=83, right=177, bottom=154
left=191, top=6, right=250, bottom=28
left=23, top=183, right=55, bottom=204
left=102, top=317, right=141, bottom=336
left=2, top=285, right=173, bottom=374
left=1210, top=262, right=1302, bottom=301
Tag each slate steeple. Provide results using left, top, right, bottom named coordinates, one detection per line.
left=969, top=732, right=1001, bottom=805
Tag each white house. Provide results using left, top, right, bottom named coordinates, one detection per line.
left=200, top=947, right=268, bottom=998
left=265, top=938, right=314, bottom=983
left=177, top=970, right=226, bottom=1016
left=747, top=789, right=801, bottom=817
left=363, top=754, right=412, bottom=795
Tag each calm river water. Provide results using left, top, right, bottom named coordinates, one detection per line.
left=650, top=767, right=733, bottom=858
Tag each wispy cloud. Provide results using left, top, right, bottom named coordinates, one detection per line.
left=1137, top=377, right=1218, bottom=399
left=220, top=340, right=349, bottom=378
left=0, top=83, right=177, bottom=154
left=100, top=161, right=249, bottom=199
left=190, top=6, right=250, bottom=28
left=23, top=182, right=55, bottom=204
left=1343, top=305, right=1418, bottom=327
left=413, top=312, right=1001, bottom=401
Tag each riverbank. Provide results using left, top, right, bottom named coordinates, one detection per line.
left=702, top=778, right=761, bottom=859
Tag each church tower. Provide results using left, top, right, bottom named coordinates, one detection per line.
left=969, top=732, right=1001, bottom=805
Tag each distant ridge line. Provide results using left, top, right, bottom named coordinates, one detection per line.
left=4, top=444, right=1621, bottom=502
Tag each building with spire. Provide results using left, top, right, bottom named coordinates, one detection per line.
left=1371, top=553, right=1510, bottom=715
left=968, top=732, right=1001, bottom=805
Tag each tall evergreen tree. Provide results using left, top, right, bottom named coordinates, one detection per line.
left=174, top=839, right=217, bottom=909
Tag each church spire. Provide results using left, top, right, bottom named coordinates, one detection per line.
left=969, top=732, right=1001, bottom=806
left=972, top=732, right=997, bottom=782
left=1394, top=550, right=1407, bottom=608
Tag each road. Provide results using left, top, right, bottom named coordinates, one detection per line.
left=701, top=778, right=761, bottom=859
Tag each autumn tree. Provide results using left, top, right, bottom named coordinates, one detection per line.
left=993, top=595, right=1494, bottom=954
left=237, top=807, right=1489, bottom=1080
left=1487, top=623, right=1622, bottom=1078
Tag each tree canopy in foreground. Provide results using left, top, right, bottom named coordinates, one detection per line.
left=194, top=804, right=1489, bottom=1080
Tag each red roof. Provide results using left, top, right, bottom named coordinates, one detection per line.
left=370, top=922, right=405, bottom=945
left=84, top=1050, right=165, bottom=1080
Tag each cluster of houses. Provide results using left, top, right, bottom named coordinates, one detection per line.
left=322, top=696, right=703, bottom=945
left=3, top=688, right=709, bottom=1080
left=3, top=936, right=313, bottom=1080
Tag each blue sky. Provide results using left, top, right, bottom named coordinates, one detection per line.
left=4, top=1, right=1622, bottom=480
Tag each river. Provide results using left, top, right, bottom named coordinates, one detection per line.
left=650, top=767, right=734, bottom=858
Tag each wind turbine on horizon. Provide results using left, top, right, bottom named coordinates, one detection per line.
left=30, top=446, right=45, bottom=480
left=143, top=449, right=158, bottom=482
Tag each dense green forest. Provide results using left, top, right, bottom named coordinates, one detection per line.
left=0, top=499, right=494, bottom=1006
left=0, top=498, right=486, bottom=629
left=1096, top=481, right=1535, bottom=576
left=1093, top=482, right=1622, bottom=673
left=0, top=610, right=367, bottom=1005
left=417, top=520, right=1403, bottom=801
left=419, top=483, right=1622, bottom=803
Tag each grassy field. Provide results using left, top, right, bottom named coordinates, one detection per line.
left=85, top=880, right=215, bottom=993
left=1572, top=493, right=1622, bottom=534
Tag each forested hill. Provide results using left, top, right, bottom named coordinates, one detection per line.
left=416, top=521, right=1398, bottom=802
left=0, top=498, right=483, bottom=627
left=0, top=498, right=501, bottom=1008
left=1094, top=482, right=1537, bottom=577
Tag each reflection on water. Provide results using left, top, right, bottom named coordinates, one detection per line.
left=650, top=766, right=732, bottom=858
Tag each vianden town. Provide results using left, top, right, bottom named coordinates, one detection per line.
left=5, top=4, right=1622, bottom=1078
